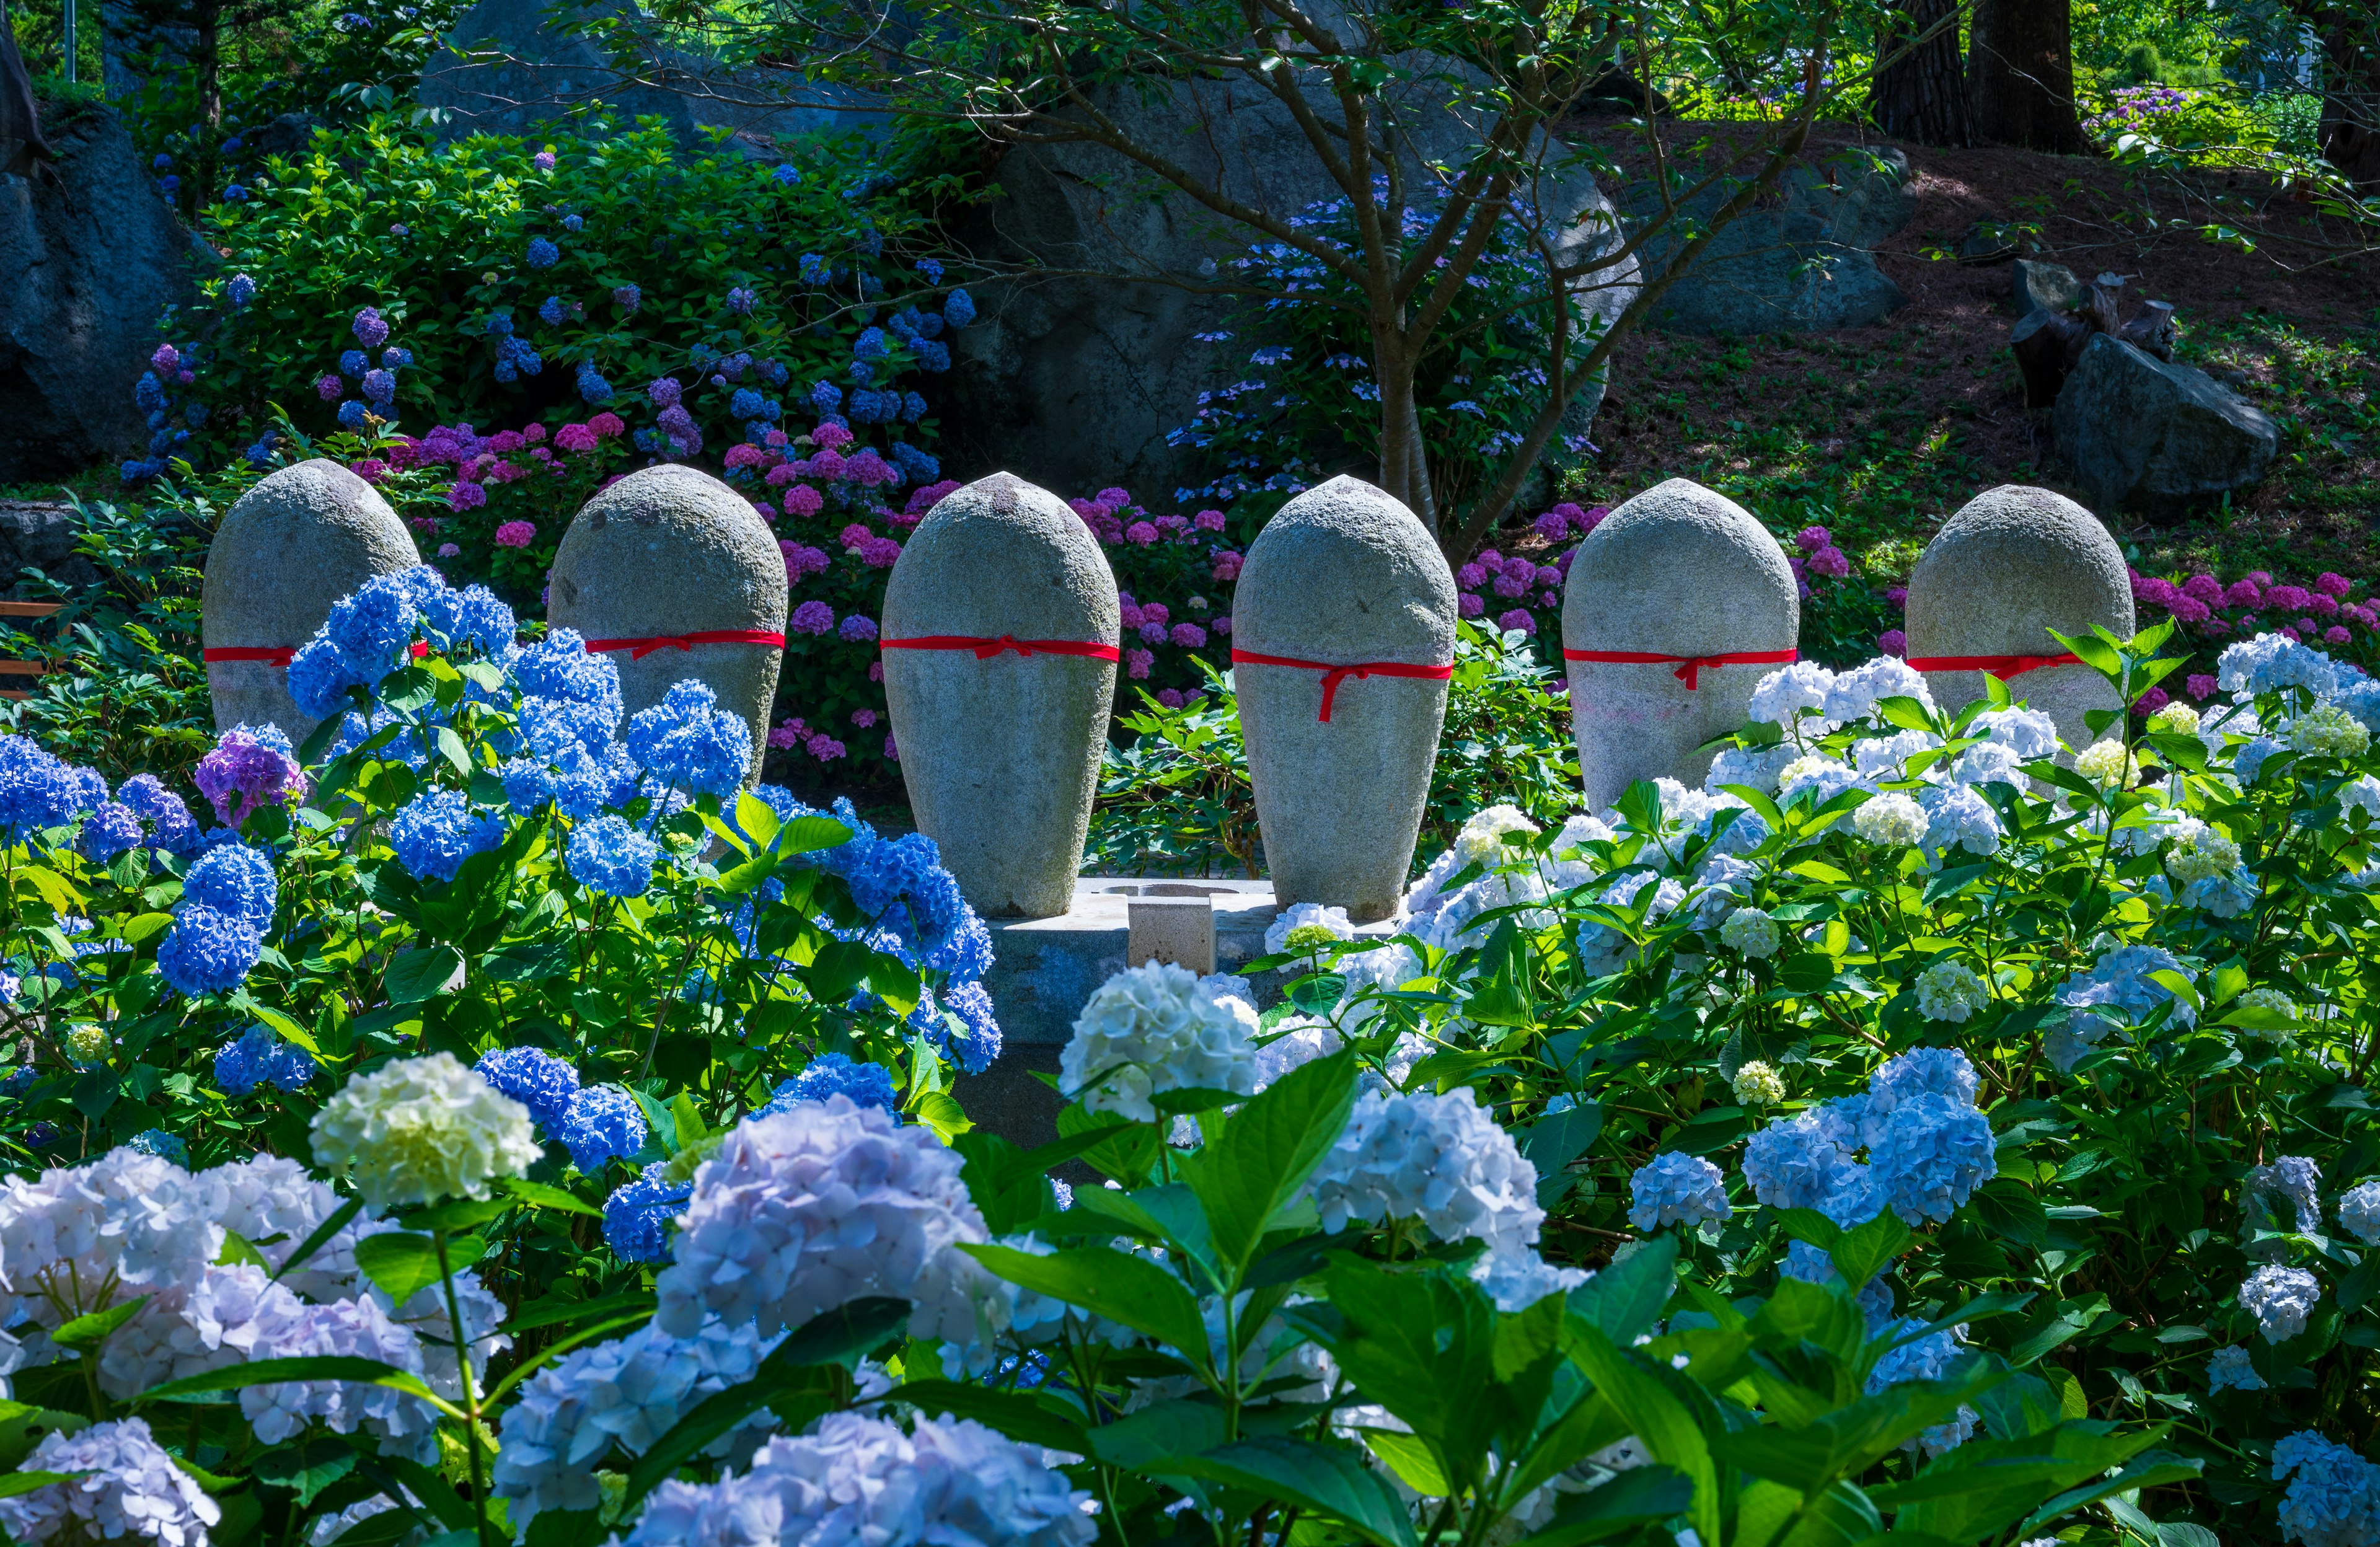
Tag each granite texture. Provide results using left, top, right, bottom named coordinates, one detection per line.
left=879, top=472, right=1119, bottom=919
left=2053, top=333, right=2278, bottom=519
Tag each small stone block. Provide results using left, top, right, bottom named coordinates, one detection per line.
left=1127, top=894, right=1215, bottom=974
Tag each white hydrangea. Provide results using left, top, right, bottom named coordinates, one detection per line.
left=1973, top=707, right=2061, bottom=760
left=1748, top=661, right=1837, bottom=726
left=2338, top=1181, right=2380, bottom=1246
left=1704, top=743, right=1799, bottom=795
left=1338, top=941, right=1426, bottom=1026
left=1264, top=902, right=1354, bottom=956
left=239, top=1294, right=442, bottom=1463
left=0, top=1147, right=221, bottom=1328
left=1950, top=740, right=2027, bottom=790
left=493, top=1313, right=785, bottom=1532
left=1851, top=729, right=1944, bottom=781
left=97, top=1263, right=308, bottom=1400
left=652, top=1096, right=990, bottom=1347
left=1915, top=960, right=1990, bottom=1023
left=2240, top=1264, right=2321, bottom=1343
left=1250, top=1016, right=1422, bottom=1096
left=0, top=1417, right=220, bottom=1547
left=2164, top=824, right=2244, bottom=884
left=1058, top=962, right=1259, bottom=1122
left=309, top=1053, right=542, bottom=1211
left=1470, top=1246, right=1591, bottom=1312
left=2247, top=1156, right=2324, bottom=1235
left=1852, top=792, right=1928, bottom=847
left=1425, top=870, right=1555, bottom=953
left=1732, top=1061, right=1786, bottom=1106
left=1719, top=906, right=1781, bottom=959
left=2235, top=735, right=2288, bottom=785
left=623, top=1413, right=1095, bottom=1547
left=1574, top=872, right=1684, bottom=974
left=1452, top=804, right=1540, bottom=869
left=1551, top=812, right=1616, bottom=855
left=2073, top=739, right=2141, bottom=790
left=2147, top=701, right=2202, bottom=736
left=1919, top=785, right=2003, bottom=857
left=1778, top=756, right=1866, bottom=807
left=2285, top=705, right=2373, bottom=759
left=1690, top=854, right=1761, bottom=928
left=1822, top=657, right=1936, bottom=725
left=1310, top=1089, right=1543, bottom=1257
left=2343, top=776, right=2380, bottom=822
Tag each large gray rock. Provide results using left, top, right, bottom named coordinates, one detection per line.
left=548, top=465, right=787, bottom=777
left=419, top=0, right=878, bottom=148
left=879, top=473, right=1119, bottom=919
left=1561, top=478, right=1799, bottom=807
left=0, top=501, right=104, bottom=596
left=202, top=460, right=421, bottom=743
left=1636, top=149, right=1914, bottom=334
left=2004, top=258, right=2081, bottom=317
left=0, top=100, right=193, bottom=482
left=1233, top=475, right=1455, bottom=923
left=2053, top=334, right=2278, bottom=519
left=1903, top=485, right=2134, bottom=749
left=942, top=71, right=1636, bottom=501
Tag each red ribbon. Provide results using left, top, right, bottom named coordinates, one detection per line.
left=1230, top=649, right=1455, bottom=723
left=205, top=641, right=433, bottom=668
left=582, top=629, right=788, bottom=661
left=1561, top=648, right=1799, bottom=691
left=1905, top=653, right=2084, bottom=681
left=879, top=635, right=1122, bottom=663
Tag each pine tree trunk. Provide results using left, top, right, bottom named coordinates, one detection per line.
left=1967, top=0, right=2087, bottom=152
left=1872, top=0, right=1975, bottom=146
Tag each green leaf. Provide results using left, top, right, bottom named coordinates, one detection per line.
left=1189, top=1049, right=1359, bottom=1267
left=0, top=1473, right=84, bottom=1500
left=960, top=1243, right=1209, bottom=1353
left=1874, top=694, right=1937, bottom=734
left=777, top=814, right=854, bottom=854
left=500, top=1178, right=603, bottom=1218
left=1565, top=1324, right=1719, bottom=1546
left=403, top=1199, right=509, bottom=1233
left=774, top=1297, right=914, bottom=1368
left=351, top=1233, right=445, bottom=1307
left=53, top=1296, right=151, bottom=1352
left=218, top=1231, right=271, bottom=1271
left=1567, top=1233, right=1677, bottom=1346
left=138, top=1357, right=453, bottom=1414
left=383, top=945, right=466, bottom=1003
left=434, top=726, right=472, bottom=778
left=1358, top=1428, right=1447, bottom=1496
left=877, top=1382, right=1088, bottom=1452
left=1830, top=1212, right=1913, bottom=1288
left=254, top=1437, right=358, bottom=1505
left=509, top=1291, right=658, bottom=1333
left=1173, top=1437, right=1419, bottom=1547
left=272, top=1198, right=364, bottom=1285
left=733, top=790, right=782, bottom=848
left=1510, top=1466, right=1695, bottom=1547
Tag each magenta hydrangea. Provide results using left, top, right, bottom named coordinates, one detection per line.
left=790, top=601, right=835, bottom=636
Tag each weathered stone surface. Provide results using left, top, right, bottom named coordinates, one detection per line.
left=1234, top=475, right=1455, bottom=923
left=0, top=501, right=104, bottom=595
left=202, top=459, right=421, bottom=742
left=1636, top=149, right=1914, bottom=334
left=2005, top=258, right=2081, bottom=317
left=418, top=0, right=878, bottom=148
left=1903, top=483, right=2134, bottom=748
left=2053, top=334, right=2278, bottom=519
left=1562, top=477, right=1799, bottom=807
left=548, top=464, right=787, bottom=776
left=942, top=72, right=1635, bottom=499
left=0, top=100, right=193, bottom=482
left=879, top=472, right=1119, bottom=919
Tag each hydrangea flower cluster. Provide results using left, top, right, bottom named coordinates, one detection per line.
left=1739, top=1047, right=1996, bottom=1227
left=0, top=1417, right=222, bottom=1546
left=2272, top=1429, right=2380, bottom=1547
left=1057, top=962, right=1259, bottom=1122
left=1627, top=1151, right=1732, bottom=1232
left=1310, top=1087, right=1545, bottom=1258
left=310, top=1053, right=542, bottom=1210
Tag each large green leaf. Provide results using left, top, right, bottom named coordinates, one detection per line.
left=1173, top=1437, right=1419, bottom=1547
left=1188, top=1048, right=1358, bottom=1267
left=1510, top=1466, right=1695, bottom=1547
left=53, top=1296, right=151, bottom=1352
left=879, top=1382, right=1088, bottom=1453
left=1566, top=1323, right=1718, bottom=1547
left=138, top=1356, right=452, bottom=1415
left=1566, top=1232, right=1677, bottom=1347
left=352, top=1233, right=445, bottom=1306
left=959, top=1243, right=1208, bottom=1354
left=1320, top=1259, right=1500, bottom=1478
left=382, top=945, right=466, bottom=1003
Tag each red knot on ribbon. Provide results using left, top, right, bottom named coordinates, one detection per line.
left=1562, top=648, right=1799, bottom=691
left=582, top=629, right=788, bottom=661
left=1905, top=653, right=2084, bottom=681
left=1229, top=649, right=1455, bottom=723
left=879, top=635, right=1122, bottom=663
left=205, top=641, right=433, bottom=668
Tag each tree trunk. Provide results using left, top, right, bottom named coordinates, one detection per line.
left=1372, top=341, right=1439, bottom=534
left=1967, top=0, right=2087, bottom=152
left=2309, top=2, right=2380, bottom=187
left=196, top=0, right=219, bottom=129
left=1872, top=0, right=1975, bottom=147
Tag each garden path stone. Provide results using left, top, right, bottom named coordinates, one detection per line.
left=548, top=464, right=787, bottom=781
left=1562, top=477, right=1799, bottom=808
left=1233, top=475, right=1455, bottom=923
left=201, top=458, right=421, bottom=743
left=2052, top=333, right=2278, bottom=519
left=880, top=472, right=1119, bottom=919
left=1903, top=483, right=2133, bottom=749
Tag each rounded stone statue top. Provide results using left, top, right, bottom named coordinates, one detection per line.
left=1233, top=475, right=1455, bottom=663
left=1905, top=484, right=2134, bottom=655
left=547, top=464, right=787, bottom=634
left=1562, top=477, right=1798, bottom=654
left=881, top=472, right=1120, bottom=643
left=201, top=459, right=420, bottom=652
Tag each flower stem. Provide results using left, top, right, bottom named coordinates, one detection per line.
left=433, top=1227, right=493, bottom=1547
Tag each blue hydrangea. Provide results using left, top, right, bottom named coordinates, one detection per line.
left=284, top=637, right=372, bottom=720
left=757, top=1053, right=896, bottom=1117
left=511, top=629, right=622, bottom=716
left=538, top=294, right=567, bottom=325
left=560, top=1084, right=648, bottom=1171
left=420, top=584, right=516, bottom=657
left=889, top=443, right=940, bottom=483
left=1742, top=1108, right=1856, bottom=1211
left=157, top=904, right=261, bottom=997
left=384, top=346, right=414, bottom=369
left=526, top=237, right=560, bottom=268
left=324, top=574, right=421, bottom=671
left=943, top=289, right=976, bottom=328
left=912, top=338, right=951, bottom=373
left=2218, top=634, right=2340, bottom=699
left=474, top=1045, right=581, bottom=1130
left=81, top=802, right=144, bottom=863
left=936, top=980, right=1002, bottom=1075
left=134, top=374, right=166, bottom=411
left=603, top=1161, right=692, bottom=1263
left=0, top=736, right=92, bottom=839
left=809, top=379, right=843, bottom=415
left=214, top=1022, right=319, bottom=1096
left=729, top=387, right=764, bottom=419
left=337, top=400, right=368, bottom=428
left=339, top=349, right=366, bottom=377
left=847, top=832, right=969, bottom=958
left=1628, top=1151, right=1732, bottom=1232
left=2274, top=1430, right=2380, bottom=1546
left=2208, top=1345, right=2266, bottom=1393
left=1867, top=1093, right=1996, bottom=1223
left=901, top=391, right=927, bottom=422
left=923, top=912, right=993, bottom=985
left=129, top=1129, right=189, bottom=1166
left=568, top=814, right=658, bottom=897
left=798, top=253, right=832, bottom=284
left=576, top=362, right=612, bottom=403
left=625, top=681, right=751, bottom=796
left=1867, top=1318, right=1978, bottom=1455
left=772, top=162, right=800, bottom=185
left=390, top=788, right=504, bottom=883
left=1781, top=1238, right=1895, bottom=1331
left=183, top=842, right=278, bottom=931
left=227, top=274, right=255, bottom=307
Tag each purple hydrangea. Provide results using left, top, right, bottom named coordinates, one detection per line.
left=838, top=615, right=879, bottom=643
left=789, top=601, right=835, bottom=636
left=192, top=726, right=307, bottom=828
left=352, top=307, right=390, bottom=349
